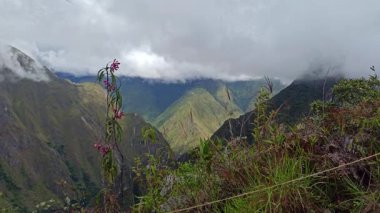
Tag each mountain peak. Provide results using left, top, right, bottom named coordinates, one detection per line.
left=0, top=45, right=51, bottom=82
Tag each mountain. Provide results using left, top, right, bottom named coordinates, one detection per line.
left=56, top=73, right=285, bottom=122
left=0, top=47, right=170, bottom=210
left=57, top=73, right=285, bottom=154
left=212, top=77, right=341, bottom=143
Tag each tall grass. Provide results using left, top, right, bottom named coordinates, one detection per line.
left=133, top=73, right=380, bottom=212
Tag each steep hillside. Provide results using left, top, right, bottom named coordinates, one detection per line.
left=154, top=88, right=241, bottom=154
left=212, top=77, right=340, bottom=143
left=0, top=47, right=170, bottom=210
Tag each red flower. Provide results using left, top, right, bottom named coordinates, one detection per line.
left=110, top=59, right=120, bottom=72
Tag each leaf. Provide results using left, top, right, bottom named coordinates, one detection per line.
left=111, top=74, right=116, bottom=85
left=97, top=69, right=105, bottom=82
left=114, top=120, right=123, bottom=143
left=142, top=127, right=157, bottom=145
left=116, top=90, right=122, bottom=109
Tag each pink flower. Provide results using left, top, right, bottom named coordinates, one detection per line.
left=113, top=108, right=124, bottom=120
left=100, top=146, right=111, bottom=156
left=103, top=79, right=115, bottom=91
left=93, top=143, right=111, bottom=156
left=108, top=84, right=115, bottom=92
left=110, top=59, right=120, bottom=72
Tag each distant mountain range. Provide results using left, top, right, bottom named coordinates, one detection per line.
left=56, top=72, right=285, bottom=153
left=0, top=47, right=170, bottom=210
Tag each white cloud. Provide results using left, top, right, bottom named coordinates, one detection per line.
left=122, top=47, right=171, bottom=79
left=1, top=0, right=380, bottom=82
left=0, top=45, right=50, bottom=82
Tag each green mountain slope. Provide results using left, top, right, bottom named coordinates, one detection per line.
left=0, top=47, right=170, bottom=210
left=154, top=87, right=241, bottom=154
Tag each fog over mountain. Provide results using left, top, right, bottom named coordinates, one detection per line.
left=0, top=45, right=50, bottom=82
left=1, top=0, right=379, bottom=82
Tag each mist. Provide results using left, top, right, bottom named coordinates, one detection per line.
left=1, top=0, right=379, bottom=82
left=0, top=45, right=50, bottom=82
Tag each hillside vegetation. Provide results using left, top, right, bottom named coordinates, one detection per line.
left=133, top=72, right=380, bottom=212
left=154, top=88, right=241, bottom=154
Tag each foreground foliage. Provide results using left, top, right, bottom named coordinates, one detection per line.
left=134, top=71, right=380, bottom=212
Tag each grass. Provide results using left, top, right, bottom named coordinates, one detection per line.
left=133, top=74, right=380, bottom=212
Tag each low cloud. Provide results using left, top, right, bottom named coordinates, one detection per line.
left=0, top=45, right=50, bottom=82
left=1, top=0, right=379, bottom=82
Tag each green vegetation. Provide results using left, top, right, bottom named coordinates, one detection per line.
left=133, top=71, right=380, bottom=212
left=154, top=88, right=241, bottom=154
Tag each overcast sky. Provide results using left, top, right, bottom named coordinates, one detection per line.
left=1, top=0, right=380, bottom=82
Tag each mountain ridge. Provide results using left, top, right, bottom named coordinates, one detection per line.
left=56, top=72, right=285, bottom=122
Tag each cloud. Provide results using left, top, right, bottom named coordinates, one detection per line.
left=1, top=0, right=379, bottom=82
left=0, top=44, right=50, bottom=82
